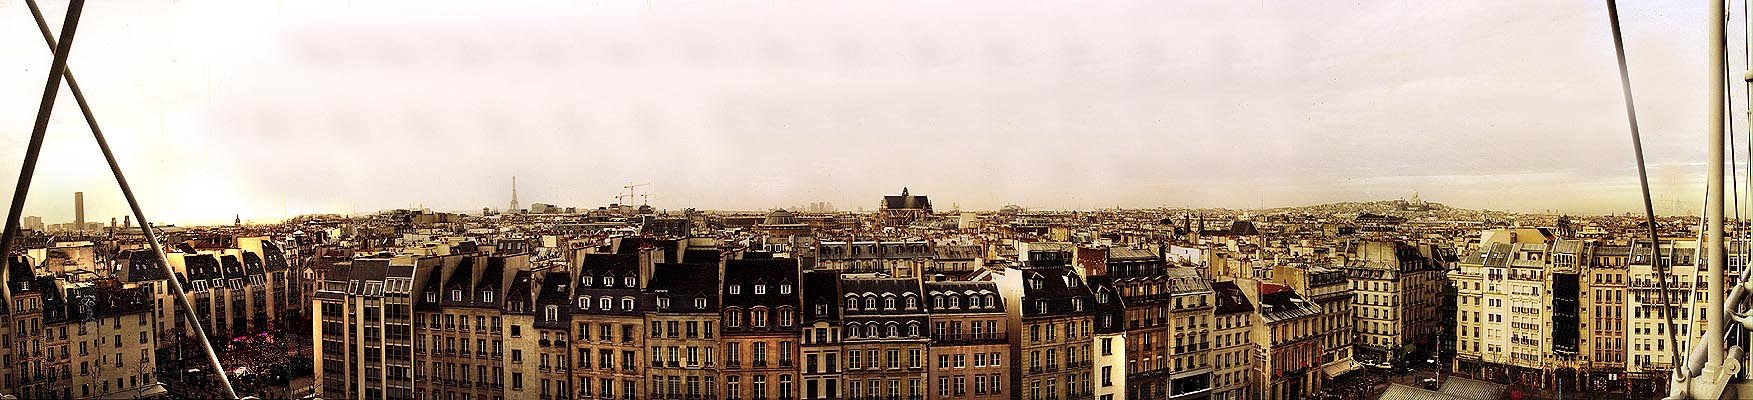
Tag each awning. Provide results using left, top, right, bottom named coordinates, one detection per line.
left=1323, top=360, right=1363, bottom=378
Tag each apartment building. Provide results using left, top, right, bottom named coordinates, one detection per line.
left=1207, top=281, right=1253, bottom=400
left=1275, top=264, right=1355, bottom=386
left=314, top=258, right=420, bottom=400
left=646, top=261, right=722, bottom=400
left=1586, top=245, right=1630, bottom=388
left=1250, top=282, right=1322, bottom=400
left=1084, top=276, right=1126, bottom=400
left=571, top=252, right=650, bottom=400
left=1104, top=245, right=1168, bottom=400
left=996, top=265, right=1096, bottom=400
left=840, top=275, right=930, bottom=400
left=800, top=270, right=843, bottom=400
left=722, top=257, right=804, bottom=400
left=1451, top=228, right=1550, bottom=385
left=1162, top=267, right=1213, bottom=400
left=1344, top=241, right=1446, bottom=365
left=925, top=280, right=1009, bottom=400
left=1625, top=239, right=1706, bottom=392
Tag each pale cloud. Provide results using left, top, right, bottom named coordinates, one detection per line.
left=0, top=0, right=1735, bottom=224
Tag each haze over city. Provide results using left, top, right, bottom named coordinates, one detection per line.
left=0, top=0, right=1737, bottom=225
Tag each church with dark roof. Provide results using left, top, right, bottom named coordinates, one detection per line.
left=879, top=187, right=932, bottom=226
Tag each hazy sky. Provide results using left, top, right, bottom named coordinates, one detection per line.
left=0, top=0, right=1737, bottom=225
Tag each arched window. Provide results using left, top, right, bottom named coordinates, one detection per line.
left=886, top=323, right=898, bottom=338
left=934, top=296, right=944, bottom=309
left=753, top=309, right=769, bottom=328
left=864, top=296, right=876, bottom=310
left=846, top=297, right=859, bottom=311
left=867, top=322, right=879, bottom=338
left=884, top=296, right=896, bottom=310
left=908, top=322, right=920, bottom=337
left=948, top=296, right=960, bottom=309
left=848, top=324, right=861, bottom=338
left=985, top=295, right=995, bottom=308
left=905, top=296, right=918, bottom=310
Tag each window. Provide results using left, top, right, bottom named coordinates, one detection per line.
left=451, top=290, right=462, bottom=301
left=730, top=285, right=742, bottom=295
left=696, top=298, right=708, bottom=309
left=658, top=297, right=671, bottom=309
left=545, top=306, right=559, bottom=321
left=753, top=309, right=768, bottom=328
left=780, top=284, right=793, bottom=294
left=483, top=291, right=495, bottom=303
left=846, top=298, right=859, bottom=311
left=755, top=285, right=767, bottom=294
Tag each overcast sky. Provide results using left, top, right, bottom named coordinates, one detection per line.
left=0, top=0, right=1737, bottom=225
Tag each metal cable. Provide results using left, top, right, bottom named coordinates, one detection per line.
left=1604, top=0, right=1688, bottom=383
left=16, top=0, right=240, bottom=397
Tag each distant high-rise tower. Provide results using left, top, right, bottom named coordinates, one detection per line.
left=74, top=191, right=84, bottom=235
left=508, top=176, right=520, bottom=212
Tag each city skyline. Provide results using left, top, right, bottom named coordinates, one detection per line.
left=0, top=0, right=1739, bottom=224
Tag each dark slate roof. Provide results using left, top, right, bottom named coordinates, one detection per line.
left=65, top=285, right=153, bottom=321
left=882, top=190, right=931, bottom=210
left=1258, top=283, right=1321, bottom=323
left=574, top=253, right=646, bottom=316
left=502, top=270, right=535, bottom=315
left=1017, top=267, right=1097, bottom=319
left=122, top=250, right=170, bottom=283
left=647, top=262, right=720, bottom=312
left=1211, top=281, right=1254, bottom=315
left=220, top=255, right=247, bottom=289
left=453, top=240, right=479, bottom=255
left=1084, top=275, right=1127, bottom=334
left=838, top=276, right=929, bottom=336
left=534, top=271, right=572, bottom=329
left=261, top=242, right=289, bottom=272
left=722, top=258, right=800, bottom=310
left=802, top=270, right=841, bottom=322
left=922, top=281, right=1003, bottom=314
left=442, top=256, right=480, bottom=308
left=185, top=254, right=223, bottom=282
left=7, top=255, right=40, bottom=295
left=348, top=259, right=391, bottom=282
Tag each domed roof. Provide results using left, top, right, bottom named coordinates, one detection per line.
left=764, top=209, right=799, bottom=225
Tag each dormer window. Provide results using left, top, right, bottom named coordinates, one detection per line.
left=603, top=278, right=614, bottom=288
left=755, top=285, right=767, bottom=295
left=948, top=297, right=960, bottom=309
left=583, top=277, right=593, bottom=287
left=622, top=298, right=635, bottom=310
left=657, top=297, right=671, bottom=309
left=599, top=298, right=612, bottom=310
left=1097, top=293, right=1108, bottom=304
left=884, top=297, right=896, bottom=310
left=483, top=291, right=495, bottom=303
left=624, top=277, right=636, bottom=287
left=425, top=292, right=437, bottom=303
left=730, top=285, right=742, bottom=295
left=451, top=290, right=463, bottom=302
left=905, top=296, right=918, bottom=310
left=753, top=309, right=769, bottom=328
left=695, top=298, right=708, bottom=309
left=1036, top=300, right=1047, bottom=314
left=780, top=284, right=793, bottom=294
left=846, top=298, right=858, bottom=311
left=1073, top=298, right=1084, bottom=311
left=578, top=297, right=589, bottom=309
left=544, top=305, right=559, bottom=322
left=1029, top=279, right=1043, bottom=290
left=815, top=304, right=828, bottom=315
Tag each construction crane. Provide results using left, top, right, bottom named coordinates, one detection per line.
left=625, top=183, right=651, bottom=205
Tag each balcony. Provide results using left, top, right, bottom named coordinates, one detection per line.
left=753, top=360, right=768, bottom=368
left=725, top=361, right=741, bottom=369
